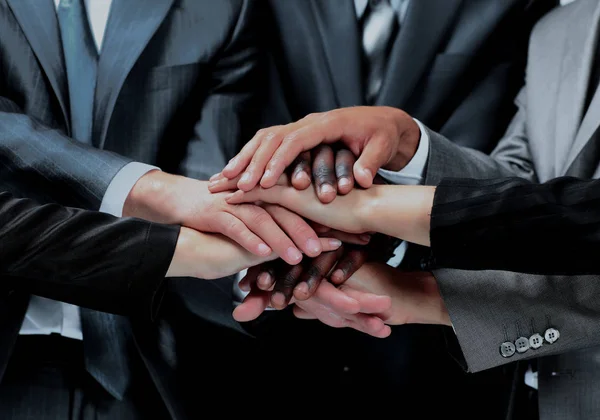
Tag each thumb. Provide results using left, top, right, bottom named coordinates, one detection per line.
left=353, top=134, right=393, bottom=188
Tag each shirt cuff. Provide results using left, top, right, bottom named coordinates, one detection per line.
left=377, top=118, right=430, bottom=186
left=99, top=162, right=160, bottom=217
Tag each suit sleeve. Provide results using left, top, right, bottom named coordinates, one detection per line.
left=422, top=90, right=600, bottom=373
left=430, top=176, right=600, bottom=275
left=0, top=192, right=180, bottom=319
left=0, top=97, right=133, bottom=210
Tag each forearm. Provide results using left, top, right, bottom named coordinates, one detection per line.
left=359, top=185, right=435, bottom=246
left=430, top=176, right=600, bottom=274
left=0, top=192, right=178, bottom=315
left=0, top=98, right=131, bottom=209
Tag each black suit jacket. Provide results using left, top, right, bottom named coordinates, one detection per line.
left=0, top=0, right=261, bottom=416
left=0, top=191, right=178, bottom=315
left=431, top=176, right=600, bottom=275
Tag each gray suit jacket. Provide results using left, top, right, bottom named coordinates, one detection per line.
left=423, top=0, right=600, bottom=417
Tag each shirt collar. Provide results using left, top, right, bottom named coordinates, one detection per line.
left=354, top=0, right=407, bottom=20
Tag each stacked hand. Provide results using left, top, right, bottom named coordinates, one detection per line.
left=205, top=106, right=448, bottom=337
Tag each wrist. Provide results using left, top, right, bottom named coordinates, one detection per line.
left=123, top=170, right=184, bottom=224
left=383, top=115, right=420, bottom=172
left=166, top=227, right=201, bottom=278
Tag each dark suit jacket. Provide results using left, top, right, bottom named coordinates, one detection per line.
left=263, top=0, right=554, bottom=151
left=430, top=176, right=600, bottom=275
left=0, top=191, right=178, bottom=315
left=0, top=0, right=261, bottom=417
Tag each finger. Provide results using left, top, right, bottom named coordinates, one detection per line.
left=232, top=290, right=271, bottom=322
left=335, top=148, right=356, bottom=194
left=262, top=204, right=323, bottom=257
left=312, top=145, right=337, bottom=203
left=208, top=174, right=242, bottom=193
left=294, top=247, right=344, bottom=301
left=253, top=263, right=275, bottom=291
left=290, top=151, right=312, bottom=190
left=324, top=230, right=371, bottom=245
left=292, top=306, right=317, bottom=320
left=232, top=204, right=302, bottom=265
left=346, top=315, right=392, bottom=338
left=311, top=281, right=360, bottom=314
left=215, top=212, right=272, bottom=257
left=354, top=133, right=393, bottom=188
left=238, top=265, right=262, bottom=292
left=222, top=128, right=270, bottom=179
left=338, top=285, right=392, bottom=314
left=311, top=222, right=331, bottom=235
left=293, top=300, right=348, bottom=328
left=260, top=114, right=344, bottom=188
left=270, top=263, right=305, bottom=310
left=330, top=248, right=368, bottom=284
left=238, top=128, right=286, bottom=191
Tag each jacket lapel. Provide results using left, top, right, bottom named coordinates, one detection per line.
left=376, top=0, right=463, bottom=107
left=93, top=0, right=174, bottom=148
left=560, top=0, right=600, bottom=175
left=6, top=0, right=70, bottom=133
left=310, top=0, right=364, bottom=108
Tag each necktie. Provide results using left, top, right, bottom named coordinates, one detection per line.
left=57, top=0, right=98, bottom=144
left=57, top=0, right=131, bottom=399
left=361, top=0, right=398, bottom=104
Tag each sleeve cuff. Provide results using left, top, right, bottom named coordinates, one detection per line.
left=377, top=118, right=430, bottom=185
left=100, top=162, right=160, bottom=217
left=128, top=222, right=180, bottom=321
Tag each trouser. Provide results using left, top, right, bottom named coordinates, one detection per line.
left=0, top=334, right=170, bottom=420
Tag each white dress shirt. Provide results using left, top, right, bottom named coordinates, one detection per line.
left=20, top=0, right=157, bottom=339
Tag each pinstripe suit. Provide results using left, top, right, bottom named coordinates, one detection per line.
left=0, top=0, right=262, bottom=418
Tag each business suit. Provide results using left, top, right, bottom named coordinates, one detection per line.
left=0, top=191, right=178, bottom=311
left=431, top=176, right=600, bottom=275
left=258, top=0, right=555, bottom=411
left=416, top=0, right=600, bottom=417
left=0, top=0, right=261, bottom=418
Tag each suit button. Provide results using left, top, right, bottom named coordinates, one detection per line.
left=529, top=333, right=543, bottom=349
left=500, top=341, right=516, bottom=358
left=515, top=337, right=530, bottom=353
left=544, top=328, right=560, bottom=344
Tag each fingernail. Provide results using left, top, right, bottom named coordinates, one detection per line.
left=239, top=280, right=250, bottom=292
left=360, top=234, right=371, bottom=242
left=361, top=168, right=373, bottom=181
left=331, top=269, right=344, bottom=282
left=224, top=158, right=236, bottom=171
left=295, top=171, right=310, bottom=182
left=209, top=173, right=220, bottom=181
left=257, top=243, right=271, bottom=255
left=264, top=169, right=273, bottom=180
left=224, top=192, right=235, bottom=201
left=286, top=247, right=302, bottom=263
left=208, top=179, right=220, bottom=187
left=257, top=272, right=272, bottom=289
left=328, top=239, right=342, bottom=249
left=306, top=238, right=322, bottom=255
left=320, top=183, right=335, bottom=195
left=294, top=283, right=309, bottom=298
left=338, top=177, right=351, bottom=188
left=240, top=172, right=252, bottom=184
left=271, top=292, right=287, bottom=309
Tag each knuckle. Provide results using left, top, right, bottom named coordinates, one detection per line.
left=305, top=264, right=324, bottom=279
left=292, top=223, right=313, bottom=239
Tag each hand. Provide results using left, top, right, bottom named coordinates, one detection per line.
left=233, top=273, right=392, bottom=339
left=296, top=263, right=451, bottom=327
left=165, top=228, right=342, bottom=280
left=217, top=106, right=420, bottom=191
left=210, top=145, right=357, bottom=204
left=123, top=170, right=328, bottom=264
left=225, top=175, right=371, bottom=234
left=241, top=244, right=369, bottom=309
